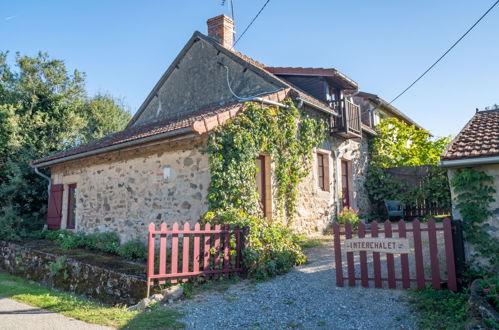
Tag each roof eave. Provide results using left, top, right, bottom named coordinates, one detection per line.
left=438, top=155, right=499, bottom=168
left=32, top=127, right=196, bottom=169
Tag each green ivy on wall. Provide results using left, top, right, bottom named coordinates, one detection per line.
left=206, top=100, right=327, bottom=221
left=451, top=168, right=498, bottom=269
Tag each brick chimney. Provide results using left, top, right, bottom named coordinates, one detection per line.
left=207, top=14, right=234, bottom=49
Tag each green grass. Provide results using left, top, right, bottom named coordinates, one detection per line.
left=409, top=288, right=469, bottom=329
left=0, top=271, right=184, bottom=329
left=299, top=236, right=330, bottom=249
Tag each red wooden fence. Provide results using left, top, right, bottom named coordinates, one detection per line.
left=333, top=218, right=457, bottom=291
left=146, top=222, right=243, bottom=297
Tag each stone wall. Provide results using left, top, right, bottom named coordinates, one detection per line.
left=50, top=127, right=372, bottom=238
left=447, top=164, right=499, bottom=264
left=51, top=136, right=210, bottom=242
left=133, top=35, right=282, bottom=126
left=291, top=133, right=371, bottom=234
left=0, top=240, right=146, bottom=305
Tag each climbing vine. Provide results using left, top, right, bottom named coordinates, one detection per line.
left=206, top=100, right=327, bottom=221
left=451, top=168, right=498, bottom=269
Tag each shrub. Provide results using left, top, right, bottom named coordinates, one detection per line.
left=41, top=229, right=63, bottom=241
left=118, top=239, right=147, bottom=261
left=83, top=232, right=120, bottom=254
left=410, top=288, right=468, bottom=329
left=55, top=230, right=85, bottom=250
left=202, top=209, right=306, bottom=280
left=474, top=269, right=499, bottom=311
left=336, top=207, right=360, bottom=230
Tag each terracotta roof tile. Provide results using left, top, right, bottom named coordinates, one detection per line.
left=32, top=102, right=243, bottom=166
left=441, top=109, right=499, bottom=160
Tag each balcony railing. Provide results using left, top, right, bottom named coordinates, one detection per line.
left=331, top=99, right=362, bottom=138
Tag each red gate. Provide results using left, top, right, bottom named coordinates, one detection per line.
left=333, top=218, right=457, bottom=291
left=147, top=222, right=243, bottom=297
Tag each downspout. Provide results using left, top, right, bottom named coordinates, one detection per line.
left=33, top=166, right=51, bottom=196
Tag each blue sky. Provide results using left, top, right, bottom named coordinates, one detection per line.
left=1, top=0, right=498, bottom=137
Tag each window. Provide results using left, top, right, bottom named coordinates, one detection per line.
left=66, top=183, right=77, bottom=229
left=317, top=152, right=329, bottom=191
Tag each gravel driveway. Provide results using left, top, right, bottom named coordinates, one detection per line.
left=178, top=239, right=417, bottom=329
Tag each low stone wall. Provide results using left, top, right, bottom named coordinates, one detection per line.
left=0, top=240, right=146, bottom=305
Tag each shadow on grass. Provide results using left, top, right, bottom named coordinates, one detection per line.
left=0, top=271, right=185, bottom=329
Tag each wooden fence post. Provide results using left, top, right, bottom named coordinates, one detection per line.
left=333, top=224, right=343, bottom=287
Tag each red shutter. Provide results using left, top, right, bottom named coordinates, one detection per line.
left=47, top=184, right=64, bottom=230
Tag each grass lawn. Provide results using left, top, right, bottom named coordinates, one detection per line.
left=0, top=271, right=184, bottom=329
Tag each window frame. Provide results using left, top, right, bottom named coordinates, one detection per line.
left=66, top=183, right=77, bottom=230
left=316, top=151, right=330, bottom=192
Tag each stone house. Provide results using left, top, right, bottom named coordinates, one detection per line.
left=32, top=15, right=420, bottom=241
left=439, top=108, right=499, bottom=260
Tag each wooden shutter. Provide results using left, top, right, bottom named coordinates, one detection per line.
left=47, top=184, right=64, bottom=230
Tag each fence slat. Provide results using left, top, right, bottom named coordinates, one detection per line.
left=182, top=223, right=190, bottom=278
left=147, top=223, right=155, bottom=297
left=398, top=220, right=411, bottom=289
left=333, top=224, right=343, bottom=287
left=235, top=226, right=241, bottom=270
left=171, top=222, right=179, bottom=283
left=384, top=221, right=396, bottom=289
left=204, top=223, right=211, bottom=276
left=358, top=222, right=368, bottom=288
left=159, top=223, right=168, bottom=285
left=443, top=218, right=457, bottom=291
left=193, top=223, right=200, bottom=273
left=214, top=224, right=221, bottom=280
left=370, top=221, right=382, bottom=288
left=428, top=218, right=441, bottom=289
left=413, top=220, right=425, bottom=289
left=345, top=223, right=355, bottom=287
left=223, top=224, right=230, bottom=275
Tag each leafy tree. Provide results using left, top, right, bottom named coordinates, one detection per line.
left=0, top=51, right=131, bottom=240
left=365, top=118, right=452, bottom=217
left=370, top=117, right=450, bottom=168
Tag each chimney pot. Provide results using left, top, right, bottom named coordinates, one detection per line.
left=207, top=14, right=234, bottom=49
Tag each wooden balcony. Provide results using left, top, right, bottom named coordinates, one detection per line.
left=331, top=99, right=362, bottom=138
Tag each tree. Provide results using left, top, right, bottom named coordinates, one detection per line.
left=0, top=52, right=131, bottom=239
left=365, top=118, right=452, bottom=217
left=370, top=117, right=450, bottom=168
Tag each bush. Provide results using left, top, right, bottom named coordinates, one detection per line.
left=336, top=207, right=360, bottom=230
left=118, top=239, right=147, bottom=261
left=474, top=269, right=499, bottom=311
left=41, top=230, right=146, bottom=262
left=202, top=209, right=306, bottom=280
left=83, top=232, right=120, bottom=254
left=54, top=231, right=85, bottom=250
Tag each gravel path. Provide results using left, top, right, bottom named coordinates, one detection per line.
left=178, top=239, right=417, bottom=329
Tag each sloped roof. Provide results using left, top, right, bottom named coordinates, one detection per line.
left=32, top=102, right=244, bottom=167
left=33, top=31, right=363, bottom=167
left=265, top=67, right=358, bottom=90
left=355, top=91, right=424, bottom=130
left=441, top=109, right=499, bottom=160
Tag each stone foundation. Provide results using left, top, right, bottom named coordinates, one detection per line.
left=0, top=240, right=146, bottom=305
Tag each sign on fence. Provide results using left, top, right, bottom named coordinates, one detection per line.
left=344, top=238, right=410, bottom=254
left=333, top=218, right=457, bottom=291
